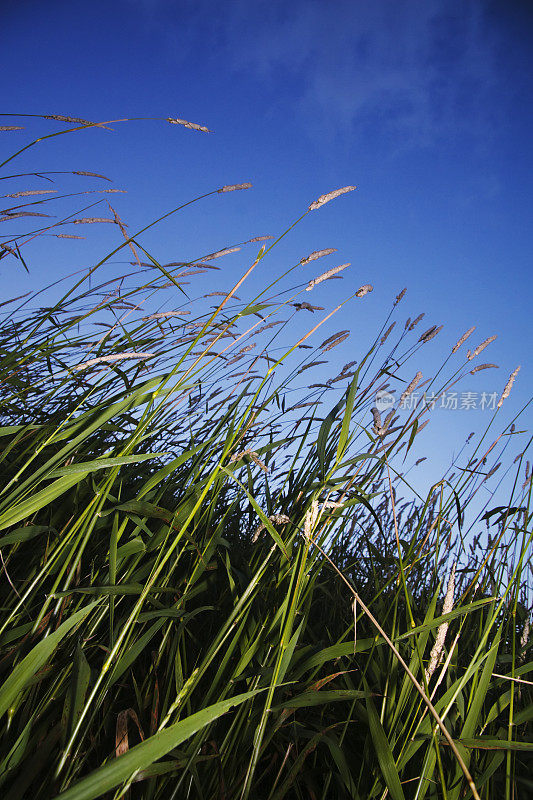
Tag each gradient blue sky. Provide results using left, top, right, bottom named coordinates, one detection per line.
left=2, top=0, right=532, bottom=503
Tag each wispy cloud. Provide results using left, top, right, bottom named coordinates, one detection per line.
left=129, top=0, right=502, bottom=148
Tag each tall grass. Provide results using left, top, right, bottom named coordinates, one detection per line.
left=0, top=116, right=531, bottom=800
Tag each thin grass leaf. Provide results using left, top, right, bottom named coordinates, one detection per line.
left=0, top=603, right=99, bottom=718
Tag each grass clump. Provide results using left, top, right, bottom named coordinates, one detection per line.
left=0, top=116, right=531, bottom=800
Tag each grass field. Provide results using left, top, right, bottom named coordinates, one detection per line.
left=0, top=116, right=531, bottom=799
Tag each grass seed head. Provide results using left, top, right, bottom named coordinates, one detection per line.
left=218, top=183, right=252, bottom=192
left=400, top=371, right=422, bottom=404
left=308, top=185, right=356, bottom=211
left=74, top=352, right=155, bottom=371
left=409, top=313, right=425, bottom=331
left=5, top=189, right=57, bottom=198
left=323, top=334, right=349, bottom=351
left=293, top=302, right=324, bottom=312
left=167, top=116, right=211, bottom=132
left=204, top=246, right=241, bottom=260
left=520, top=617, right=530, bottom=652
left=425, top=560, right=456, bottom=682
left=44, top=114, right=95, bottom=125
left=419, top=324, right=443, bottom=343
left=252, top=514, right=290, bottom=543
left=452, top=326, right=476, bottom=353
left=470, top=363, right=498, bottom=374
left=468, top=335, right=497, bottom=360
left=497, top=365, right=521, bottom=407
left=72, top=217, right=115, bottom=224
left=394, top=287, right=407, bottom=305
left=300, top=248, right=338, bottom=264
left=305, top=263, right=349, bottom=291
left=484, top=462, right=501, bottom=480
left=297, top=360, right=328, bottom=374
left=303, top=500, right=320, bottom=538
left=320, top=330, right=349, bottom=349
left=380, top=322, right=396, bottom=345
left=73, top=170, right=111, bottom=180
left=371, top=407, right=382, bottom=433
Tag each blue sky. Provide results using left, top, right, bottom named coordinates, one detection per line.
left=2, top=0, right=532, bottom=505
